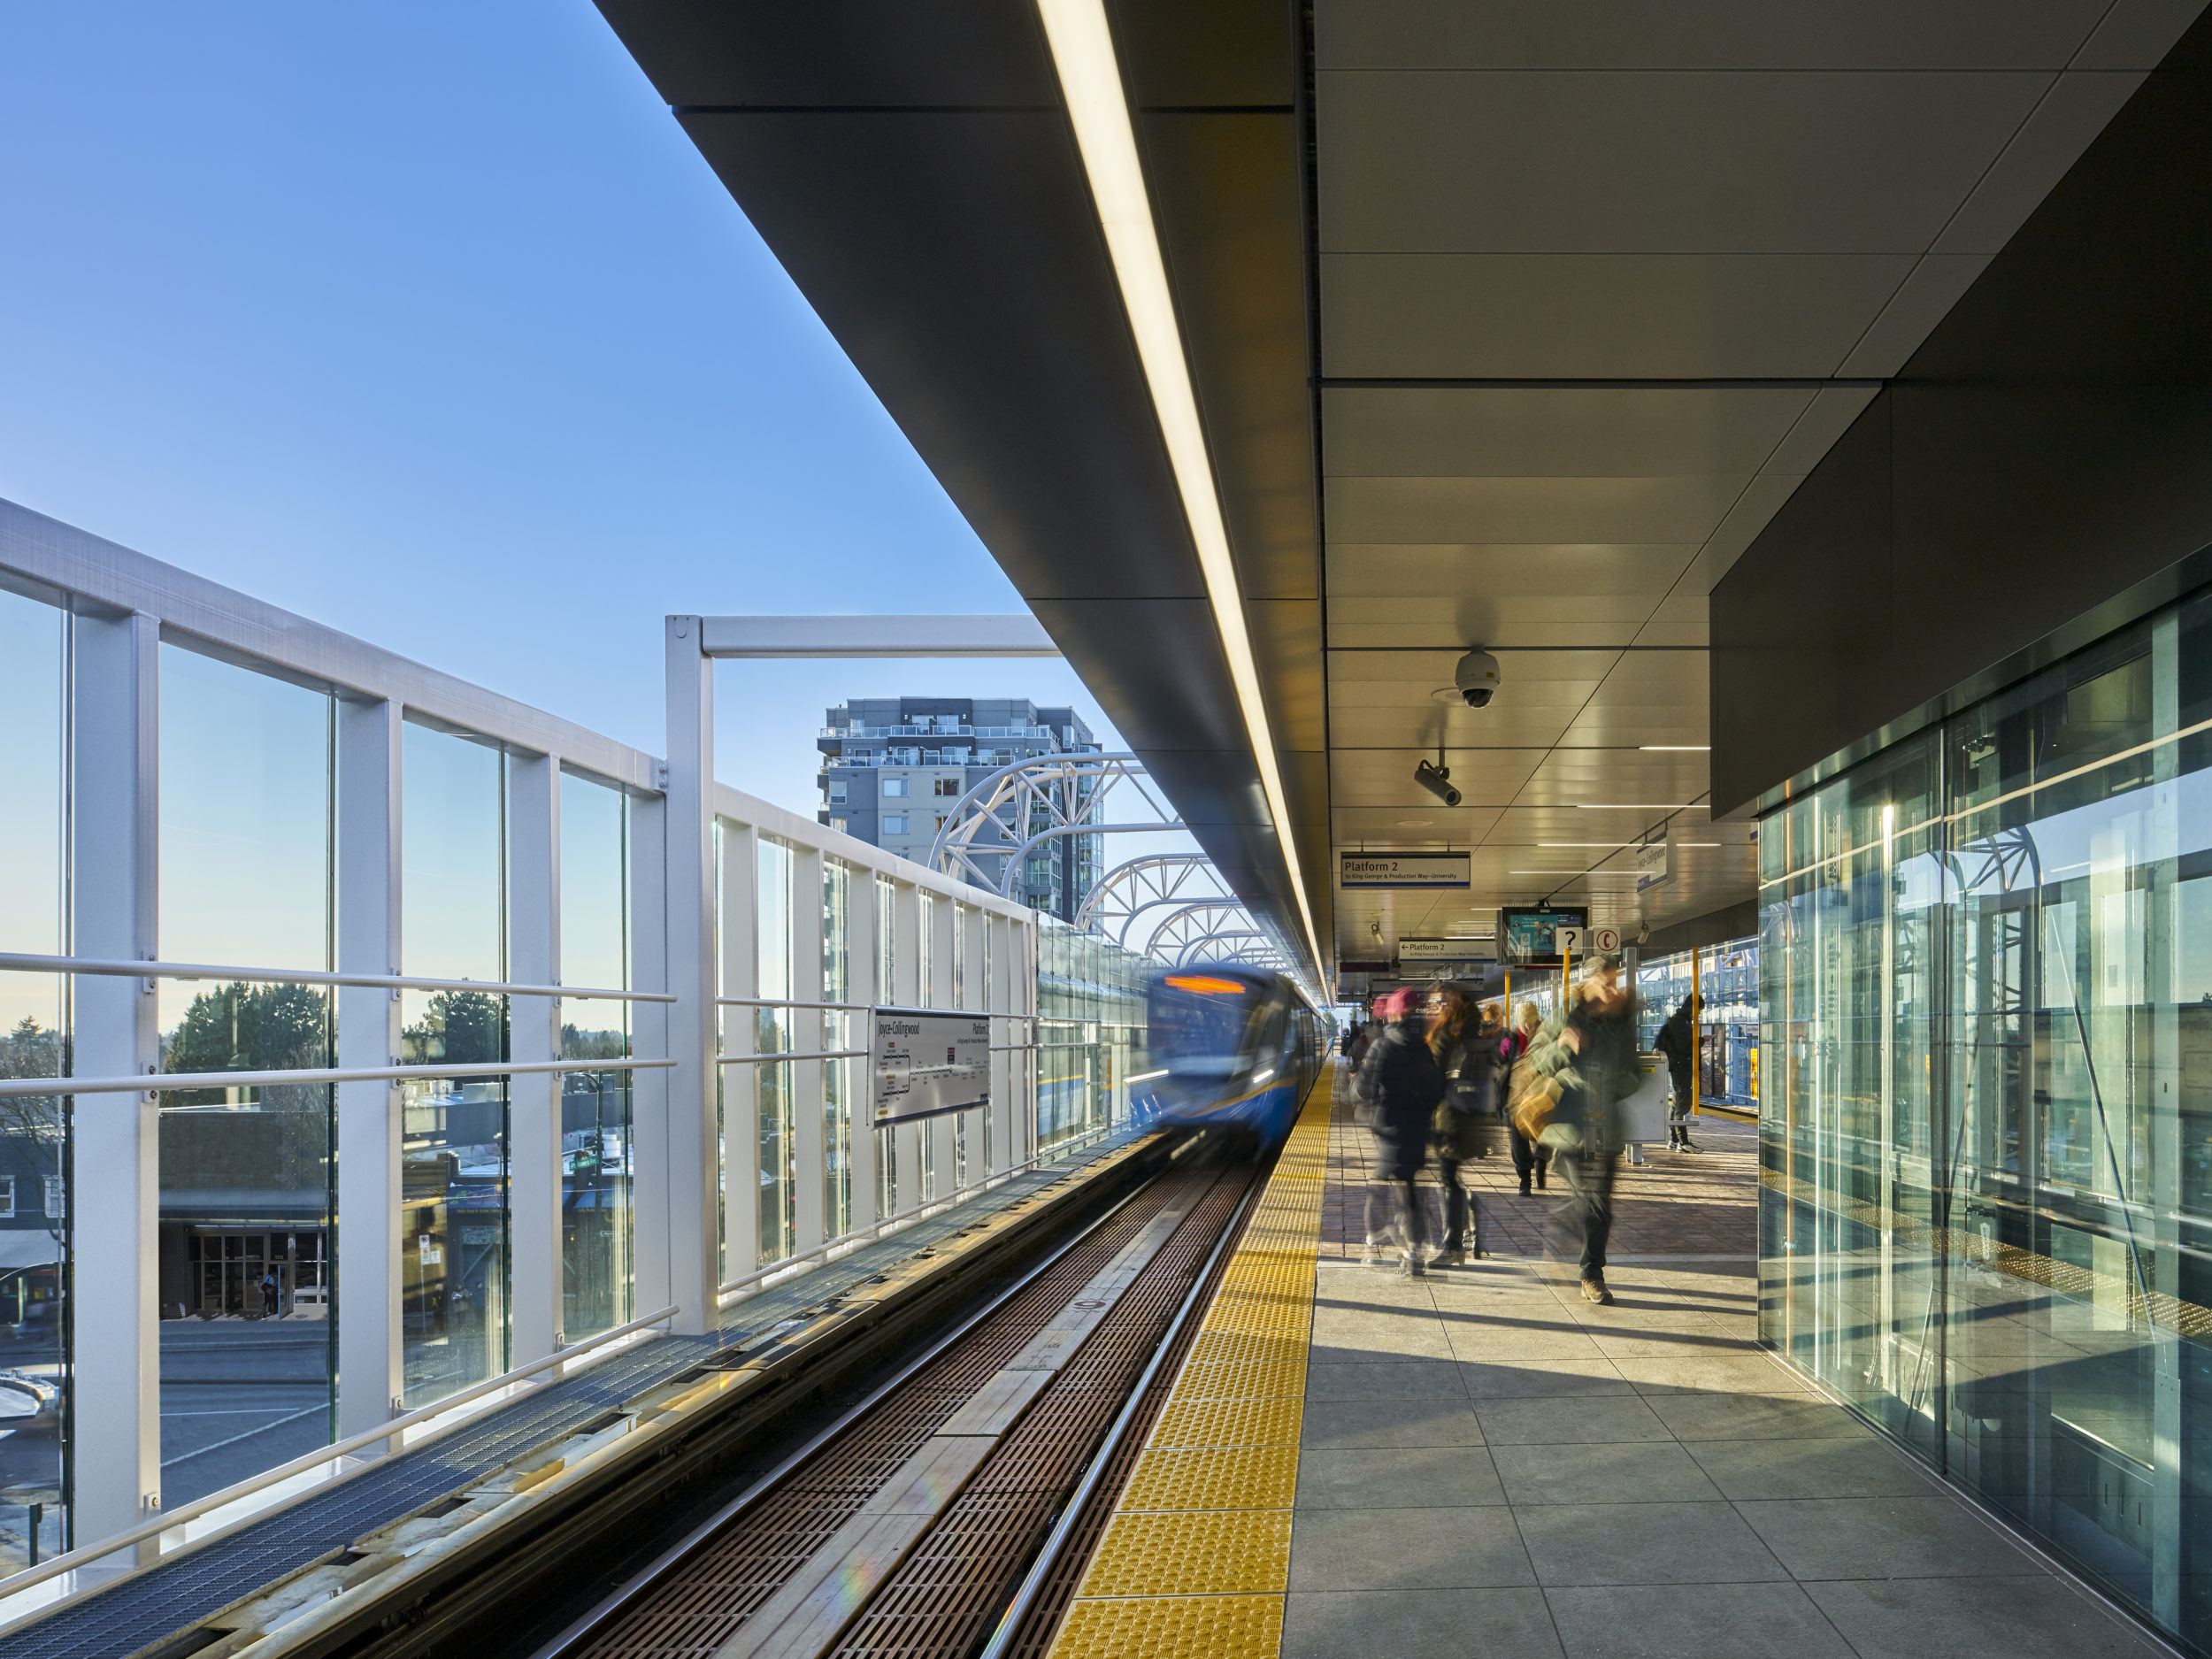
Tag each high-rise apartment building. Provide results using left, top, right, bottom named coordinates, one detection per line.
left=817, top=697, right=1102, bottom=921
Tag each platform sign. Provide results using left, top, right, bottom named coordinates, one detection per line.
left=1340, top=853, right=1470, bottom=889
left=1555, top=926, right=1584, bottom=956
left=872, top=1006, right=991, bottom=1125
left=1636, top=837, right=1671, bottom=894
left=1588, top=926, right=1622, bottom=954
left=1398, top=937, right=1494, bottom=965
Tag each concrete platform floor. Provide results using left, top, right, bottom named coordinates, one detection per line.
left=1286, top=1253, right=2163, bottom=1659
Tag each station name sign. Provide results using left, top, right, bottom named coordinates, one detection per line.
left=1340, top=852, right=1470, bottom=889
left=872, top=1006, right=991, bottom=1125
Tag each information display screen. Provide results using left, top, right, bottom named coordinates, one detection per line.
left=1500, top=906, right=1588, bottom=965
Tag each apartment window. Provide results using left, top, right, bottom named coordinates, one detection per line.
left=882, top=778, right=909, bottom=798
left=829, top=816, right=848, bottom=833
left=43, top=1175, right=62, bottom=1220
left=884, top=815, right=908, bottom=835
left=933, top=778, right=959, bottom=797
left=826, top=780, right=847, bottom=803
left=0, top=1175, right=12, bottom=1218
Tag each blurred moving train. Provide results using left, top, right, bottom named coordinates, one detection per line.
left=1132, top=967, right=1330, bottom=1148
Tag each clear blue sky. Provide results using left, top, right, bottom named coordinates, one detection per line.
left=0, top=4, right=1187, bottom=843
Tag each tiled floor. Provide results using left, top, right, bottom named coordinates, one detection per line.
left=1283, top=1254, right=2166, bottom=1659
left=1320, top=1067, right=1760, bottom=1260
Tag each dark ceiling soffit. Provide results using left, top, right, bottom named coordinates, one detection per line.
left=1640, top=898, right=1760, bottom=956
left=1740, top=534, right=2212, bottom=820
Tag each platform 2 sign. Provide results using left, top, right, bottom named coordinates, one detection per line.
left=872, top=1006, right=991, bottom=1125
left=1340, top=853, right=1470, bottom=889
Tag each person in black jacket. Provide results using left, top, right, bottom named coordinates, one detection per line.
left=1425, top=986, right=1492, bottom=1266
left=1654, top=994, right=1701, bottom=1151
left=1356, top=987, right=1444, bottom=1277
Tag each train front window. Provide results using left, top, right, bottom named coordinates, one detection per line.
left=1149, top=974, right=1269, bottom=1079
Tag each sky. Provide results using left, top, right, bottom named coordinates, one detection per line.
left=0, top=4, right=1188, bottom=862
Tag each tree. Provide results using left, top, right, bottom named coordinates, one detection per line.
left=402, top=989, right=506, bottom=1069
left=0, top=1018, right=64, bottom=1243
left=162, top=981, right=330, bottom=1108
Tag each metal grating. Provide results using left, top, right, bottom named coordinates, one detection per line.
left=5, top=1131, right=1146, bottom=1659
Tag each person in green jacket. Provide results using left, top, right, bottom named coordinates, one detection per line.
left=1529, top=954, right=1640, bottom=1304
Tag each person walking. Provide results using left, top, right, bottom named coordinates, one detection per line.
left=1654, top=993, right=1702, bottom=1151
left=1500, top=1001, right=1550, bottom=1195
left=1425, top=986, right=1492, bottom=1266
left=1356, top=987, right=1444, bottom=1276
left=1542, top=954, right=1640, bottom=1304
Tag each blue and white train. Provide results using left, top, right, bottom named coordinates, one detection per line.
left=1130, top=967, right=1329, bottom=1149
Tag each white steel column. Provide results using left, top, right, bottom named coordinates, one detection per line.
left=720, top=818, right=759, bottom=1282
left=893, top=881, right=922, bottom=1215
left=1018, top=918, right=1040, bottom=1166
left=628, top=790, right=672, bottom=1318
left=662, top=618, right=718, bottom=1336
left=507, top=751, right=562, bottom=1362
left=791, top=844, right=826, bottom=1251
left=71, top=610, right=161, bottom=1553
left=928, top=889, right=957, bottom=1188
left=988, top=912, right=1014, bottom=1175
left=846, top=863, right=879, bottom=1229
left=336, top=696, right=404, bottom=1438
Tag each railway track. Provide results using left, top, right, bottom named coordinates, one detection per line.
left=527, top=1141, right=1264, bottom=1659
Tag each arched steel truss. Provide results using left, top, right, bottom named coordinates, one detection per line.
left=926, top=751, right=1182, bottom=902
left=1071, top=853, right=1231, bottom=938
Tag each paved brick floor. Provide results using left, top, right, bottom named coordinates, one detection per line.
left=1320, top=1066, right=1758, bottom=1262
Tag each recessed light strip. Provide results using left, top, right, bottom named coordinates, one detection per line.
left=1036, top=0, right=1324, bottom=979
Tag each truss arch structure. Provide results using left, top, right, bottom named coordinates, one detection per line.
left=926, top=751, right=1181, bottom=903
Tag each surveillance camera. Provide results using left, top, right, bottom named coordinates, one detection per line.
left=1455, top=649, right=1502, bottom=708
left=1413, top=758, right=1463, bottom=808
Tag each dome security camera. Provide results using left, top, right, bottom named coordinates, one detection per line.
left=1413, top=758, right=1462, bottom=808
left=1455, top=649, right=1502, bottom=708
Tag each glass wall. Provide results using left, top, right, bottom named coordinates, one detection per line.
left=0, top=588, right=66, bottom=1571
left=155, top=644, right=336, bottom=1507
left=1762, top=587, right=2212, bottom=1646
left=1035, top=918, right=1148, bottom=1155
left=397, top=722, right=508, bottom=1406
left=558, top=772, right=630, bottom=1341
left=756, top=837, right=794, bottom=1265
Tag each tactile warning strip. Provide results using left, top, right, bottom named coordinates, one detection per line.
left=1043, top=1071, right=1333, bottom=1659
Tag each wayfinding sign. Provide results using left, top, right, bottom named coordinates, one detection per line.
left=872, top=1006, right=991, bottom=1125
left=1340, top=853, right=1471, bottom=889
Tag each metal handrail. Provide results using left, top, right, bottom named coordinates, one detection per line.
left=716, top=996, right=872, bottom=1011
left=0, top=1304, right=680, bottom=1610
left=716, top=1049, right=869, bottom=1065
left=0, top=951, right=673, bottom=1003
left=715, top=1125, right=1116, bottom=1302
left=0, top=1056, right=673, bottom=1101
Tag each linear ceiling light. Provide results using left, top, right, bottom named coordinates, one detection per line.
left=1035, top=0, right=1324, bottom=981
left=1639, top=745, right=1710, bottom=751
left=1540, top=841, right=1721, bottom=849
left=1572, top=803, right=1701, bottom=810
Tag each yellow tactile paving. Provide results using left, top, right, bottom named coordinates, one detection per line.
left=1118, top=1445, right=1302, bottom=1511
left=1044, top=1066, right=1334, bottom=1659
left=1075, top=1509, right=1293, bottom=1597
left=1147, top=1395, right=1303, bottom=1449
left=1049, top=1594, right=1286, bottom=1659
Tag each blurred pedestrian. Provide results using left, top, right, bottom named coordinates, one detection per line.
left=1655, top=993, right=1702, bottom=1150
left=1356, top=987, right=1443, bottom=1276
left=1540, top=954, right=1640, bottom=1304
left=1425, top=986, right=1492, bottom=1265
left=1501, top=1001, right=1550, bottom=1194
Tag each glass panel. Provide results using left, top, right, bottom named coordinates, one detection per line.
left=155, top=644, right=336, bottom=1507
left=1760, top=587, right=2212, bottom=1647
left=0, top=589, right=65, bottom=1570
left=559, top=772, right=629, bottom=1341
left=757, top=838, right=793, bottom=1264
left=398, top=721, right=507, bottom=1406
left=822, top=859, right=850, bottom=1239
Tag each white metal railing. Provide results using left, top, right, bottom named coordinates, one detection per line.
left=0, top=1304, right=680, bottom=1624
left=715, top=1126, right=1115, bottom=1304
left=718, top=1050, right=868, bottom=1065
left=0, top=950, right=675, bottom=1003
left=0, top=1056, right=673, bottom=1100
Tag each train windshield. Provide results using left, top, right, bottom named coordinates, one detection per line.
left=1148, top=972, right=1272, bottom=1079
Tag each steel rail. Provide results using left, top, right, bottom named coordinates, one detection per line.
left=0, top=950, right=672, bottom=1002
left=975, top=1154, right=1266, bottom=1659
left=530, top=1150, right=1182, bottom=1659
